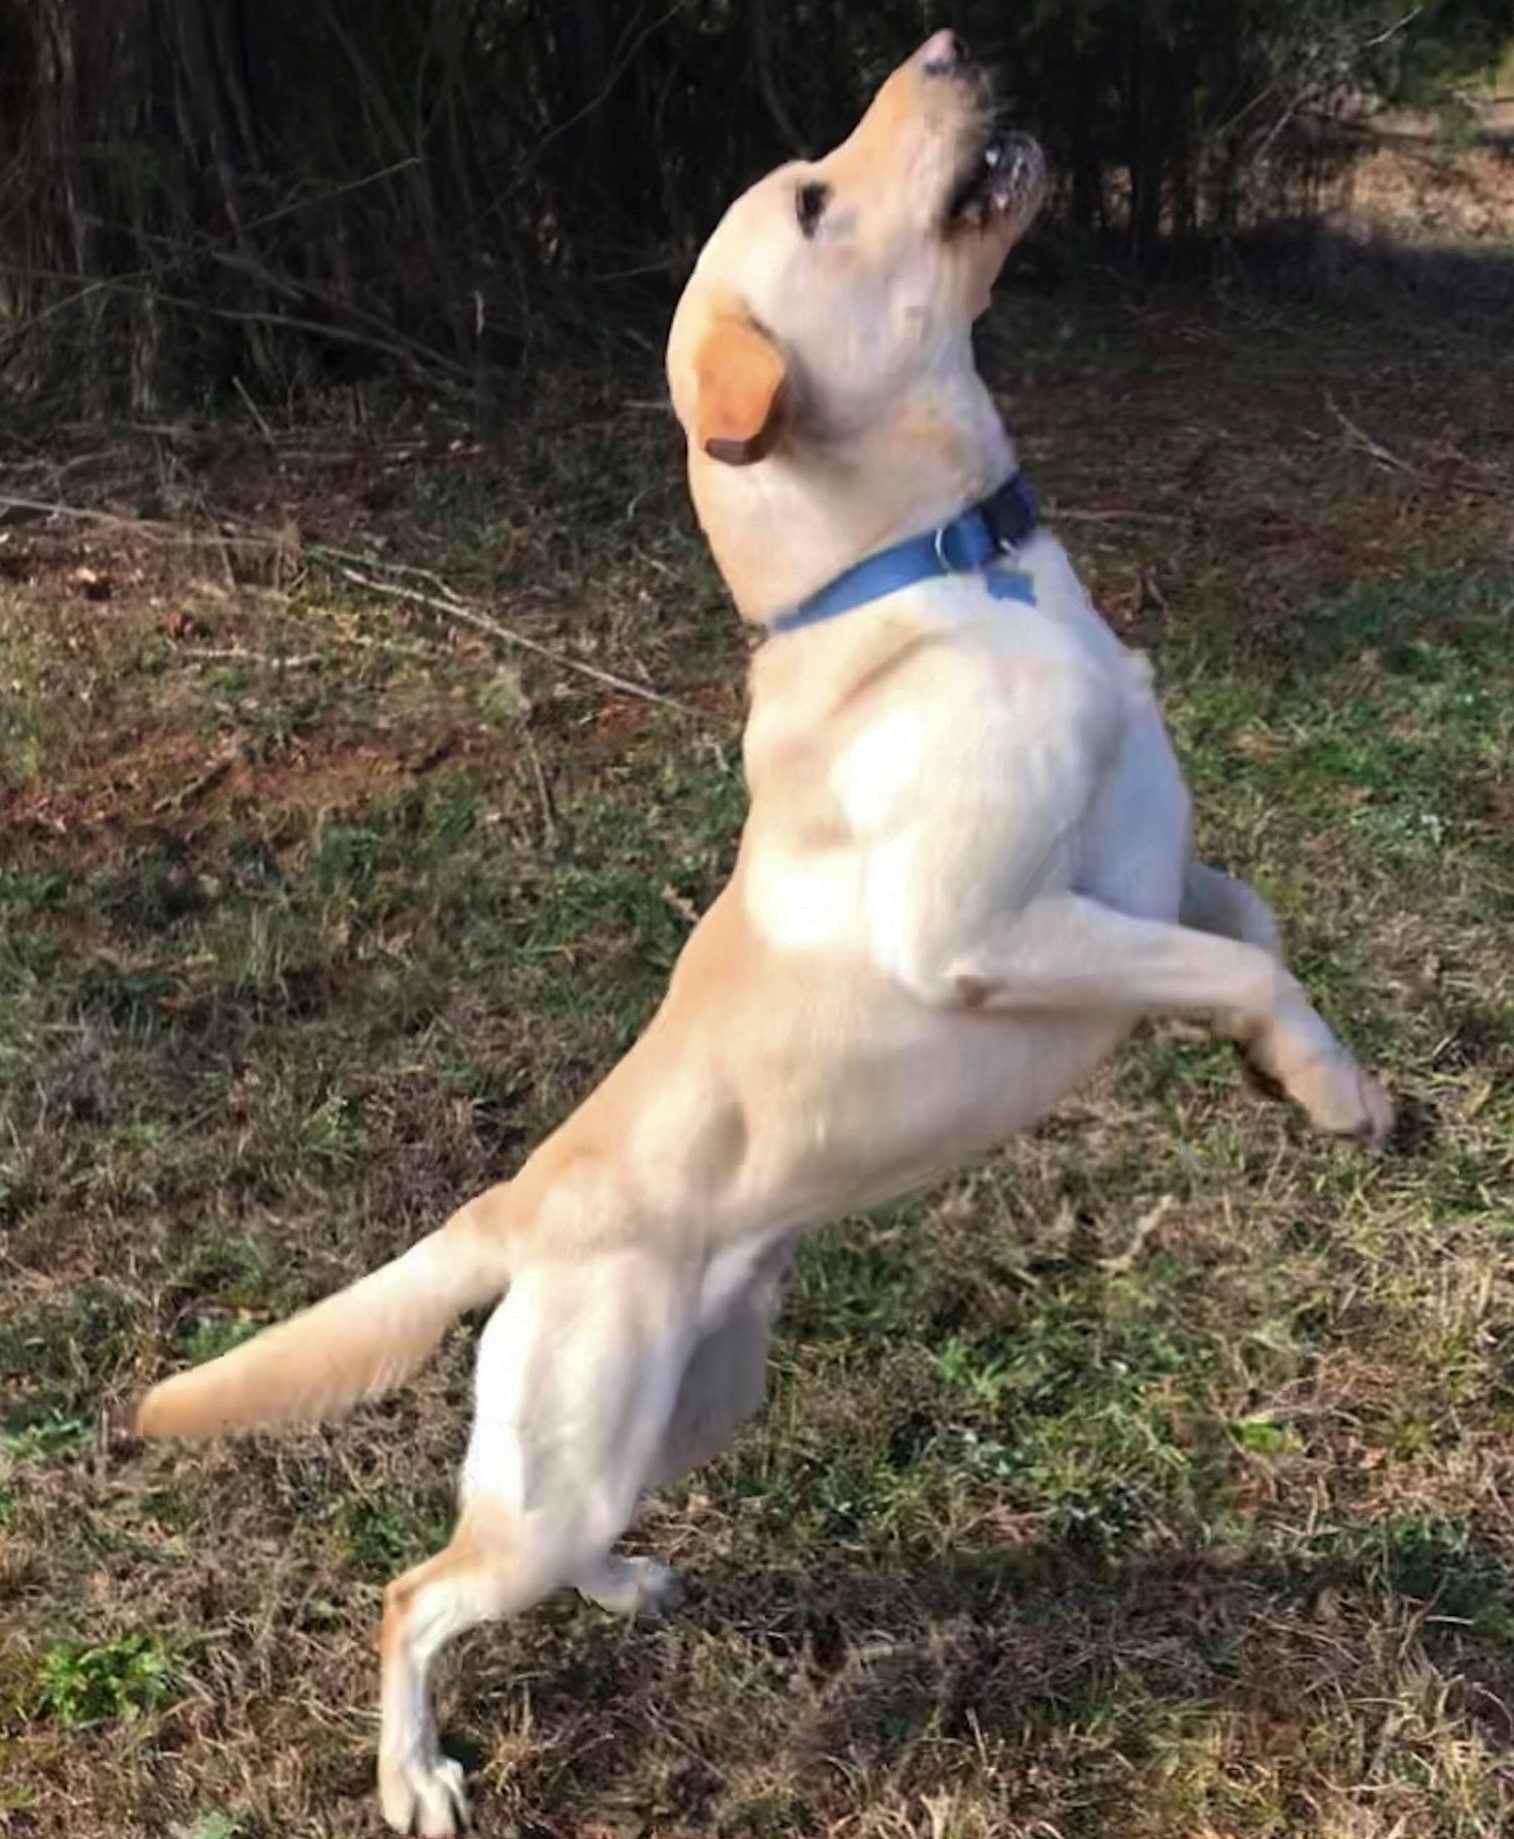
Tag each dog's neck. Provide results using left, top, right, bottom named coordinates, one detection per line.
left=690, top=367, right=1016, bottom=628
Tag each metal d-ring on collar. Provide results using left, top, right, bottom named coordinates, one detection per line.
left=768, top=470, right=1041, bottom=636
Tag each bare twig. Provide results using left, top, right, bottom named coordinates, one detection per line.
left=180, top=646, right=323, bottom=669
left=1100, top=1195, right=1176, bottom=1274
left=522, top=729, right=558, bottom=848
left=0, top=501, right=716, bottom=719
left=328, top=564, right=711, bottom=722
left=455, top=0, right=690, bottom=248
left=277, top=621, right=435, bottom=662
left=1325, top=393, right=1421, bottom=477
left=750, top=0, right=810, bottom=157
left=0, top=159, right=425, bottom=344
left=1050, top=506, right=1189, bottom=526
left=146, top=292, right=467, bottom=388
left=1226, top=5, right=1427, bottom=162
left=0, top=493, right=277, bottom=548
left=522, top=0, right=690, bottom=167
left=232, top=376, right=277, bottom=450
left=236, top=156, right=424, bottom=236
left=0, top=492, right=161, bottom=531
left=152, top=749, right=239, bottom=814
left=307, top=543, right=468, bottom=605
left=1362, top=4, right=1426, bottom=50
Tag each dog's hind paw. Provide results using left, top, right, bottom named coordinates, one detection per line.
left=379, top=1748, right=470, bottom=1836
left=578, top=1552, right=685, bottom=1618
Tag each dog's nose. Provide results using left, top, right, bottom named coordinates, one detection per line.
left=921, top=28, right=969, bottom=75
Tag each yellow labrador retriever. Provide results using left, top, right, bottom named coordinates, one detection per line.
left=133, top=31, right=1390, bottom=1836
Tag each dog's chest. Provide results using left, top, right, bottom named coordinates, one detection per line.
left=740, top=563, right=1162, bottom=956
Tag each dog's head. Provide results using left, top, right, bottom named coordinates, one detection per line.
left=667, top=31, right=1045, bottom=614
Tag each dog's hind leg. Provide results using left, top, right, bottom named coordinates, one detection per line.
left=652, top=1234, right=794, bottom=1485
left=576, top=1232, right=796, bottom=1617
left=378, top=1250, right=694, bottom=1837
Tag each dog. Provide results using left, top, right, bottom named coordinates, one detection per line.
left=131, top=31, right=1391, bottom=1836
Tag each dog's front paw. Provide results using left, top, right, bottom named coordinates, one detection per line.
left=1292, top=1050, right=1393, bottom=1143
left=379, top=1747, right=470, bottom=1836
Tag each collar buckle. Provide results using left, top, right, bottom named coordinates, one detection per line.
left=932, top=507, right=994, bottom=575
left=768, top=472, right=1040, bottom=636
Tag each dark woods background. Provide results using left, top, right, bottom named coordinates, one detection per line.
left=3, top=0, right=1511, bottom=415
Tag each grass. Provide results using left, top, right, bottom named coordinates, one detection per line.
left=33, top=1634, right=177, bottom=1730
left=2, top=280, right=1513, bottom=1837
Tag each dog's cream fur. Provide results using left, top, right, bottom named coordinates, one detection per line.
left=133, top=37, right=1390, bottom=1836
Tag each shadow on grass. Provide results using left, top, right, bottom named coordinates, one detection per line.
left=1232, top=222, right=1514, bottom=324
left=435, top=1512, right=1514, bottom=1834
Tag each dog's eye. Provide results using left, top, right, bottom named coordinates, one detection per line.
left=796, top=181, right=830, bottom=238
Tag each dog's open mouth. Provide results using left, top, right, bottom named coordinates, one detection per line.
left=946, top=131, right=1045, bottom=232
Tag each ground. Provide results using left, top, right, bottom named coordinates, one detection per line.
left=3, top=262, right=1514, bottom=1839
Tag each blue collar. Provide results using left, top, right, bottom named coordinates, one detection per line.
left=768, top=471, right=1041, bottom=637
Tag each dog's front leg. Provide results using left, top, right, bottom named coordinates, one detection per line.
left=1174, top=861, right=1397, bottom=1136
left=906, top=891, right=1391, bottom=1140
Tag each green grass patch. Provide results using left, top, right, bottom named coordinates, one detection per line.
left=33, top=1634, right=177, bottom=1729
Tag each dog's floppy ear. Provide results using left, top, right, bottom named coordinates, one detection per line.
left=693, top=314, right=787, bottom=466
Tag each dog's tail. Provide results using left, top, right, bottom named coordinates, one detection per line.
left=131, top=1192, right=515, bottom=1440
